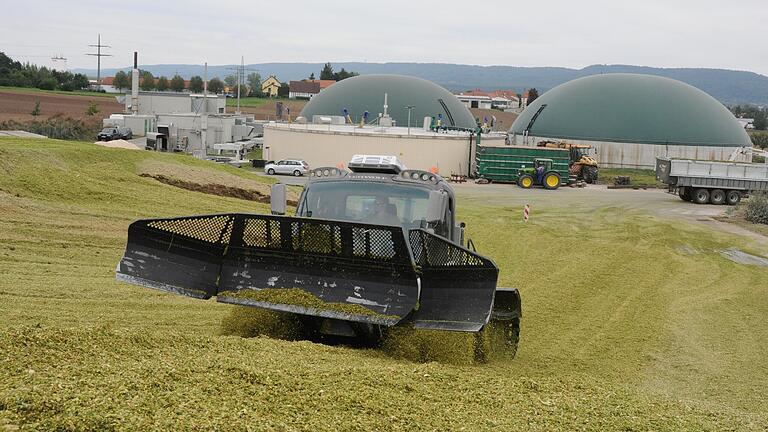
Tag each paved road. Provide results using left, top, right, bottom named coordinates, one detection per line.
left=452, top=182, right=767, bottom=246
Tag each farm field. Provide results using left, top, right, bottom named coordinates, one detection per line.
left=1, top=138, right=768, bottom=430
left=0, top=87, right=123, bottom=123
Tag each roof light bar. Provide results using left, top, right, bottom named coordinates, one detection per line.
left=348, top=154, right=406, bottom=174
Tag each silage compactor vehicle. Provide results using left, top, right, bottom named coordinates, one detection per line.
left=116, top=155, right=521, bottom=360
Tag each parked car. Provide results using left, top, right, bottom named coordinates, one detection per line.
left=97, top=127, right=133, bottom=141
left=264, top=159, right=309, bottom=176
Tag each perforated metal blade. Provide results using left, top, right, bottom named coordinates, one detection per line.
left=217, top=215, right=420, bottom=325
left=408, top=229, right=499, bottom=332
left=116, top=214, right=234, bottom=299
left=116, top=214, right=419, bottom=325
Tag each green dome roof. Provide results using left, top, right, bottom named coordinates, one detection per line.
left=510, top=74, right=751, bottom=147
left=299, top=74, right=477, bottom=129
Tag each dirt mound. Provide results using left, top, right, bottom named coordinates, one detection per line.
left=138, top=160, right=298, bottom=204
left=95, top=139, right=141, bottom=150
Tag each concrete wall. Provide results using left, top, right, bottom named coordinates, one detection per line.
left=511, top=134, right=748, bottom=168
left=264, top=125, right=505, bottom=175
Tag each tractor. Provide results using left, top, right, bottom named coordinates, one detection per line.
left=537, top=140, right=599, bottom=183
left=517, top=158, right=563, bottom=190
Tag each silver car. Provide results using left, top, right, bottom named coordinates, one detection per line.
left=264, top=159, right=309, bottom=176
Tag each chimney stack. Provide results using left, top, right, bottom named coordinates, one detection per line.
left=131, top=51, right=139, bottom=115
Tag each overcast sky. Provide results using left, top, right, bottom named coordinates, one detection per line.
left=3, top=0, right=767, bottom=75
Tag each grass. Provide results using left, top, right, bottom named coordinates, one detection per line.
left=245, top=147, right=263, bottom=160
left=598, top=167, right=663, bottom=186
left=225, top=97, right=269, bottom=108
left=1, top=137, right=768, bottom=430
left=0, top=86, right=117, bottom=99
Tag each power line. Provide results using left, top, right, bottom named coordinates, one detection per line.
left=86, top=34, right=112, bottom=90
left=226, top=56, right=259, bottom=113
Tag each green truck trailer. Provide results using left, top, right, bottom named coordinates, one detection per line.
left=475, top=145, right=572, bottom=189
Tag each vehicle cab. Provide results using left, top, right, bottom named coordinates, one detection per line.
left=270, top=155, right=465, bottom=246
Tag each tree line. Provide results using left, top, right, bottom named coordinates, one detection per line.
left=0, top=52, right=89, bottom=91
left=307, top=63, right=359, bottom=81
left=731, top=105, right=767, bottom=130
left=112, top=70, right=265, bottom=97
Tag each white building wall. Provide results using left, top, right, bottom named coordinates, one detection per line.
left=264, top=125, right=505, bottom=175
left=511, top=134, right=749, bottom=168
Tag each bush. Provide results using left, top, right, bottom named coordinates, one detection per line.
left=750, top=131, right=768, bottom=149
left=0, top=115, right=102, bottom=141
left=745, top=192, right=768, bottom=225
left=85, top=101, right=99, bottom=116
left=38, top=77, right=57, bottom=90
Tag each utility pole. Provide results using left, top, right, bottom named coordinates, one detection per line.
left=227, top=57, right=258, bottom=115
left=86, top=34, right=112, bottom=91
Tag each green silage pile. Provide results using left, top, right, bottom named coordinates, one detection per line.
left=219, top=288, right=399, bottom=319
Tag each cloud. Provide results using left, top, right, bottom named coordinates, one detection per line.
left=2, top=0, right=766, bottom=75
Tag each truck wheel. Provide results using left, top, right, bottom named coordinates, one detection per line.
left=710, top=189, right=726, bottom=205
left=678, top=187, right=692, bottom=201
left=518, top=174, right=534, bottom=189
left=543, top=172, right=561, bottom=190
left=692, top=188, right=710, bottom=204
left=726, top=190, right=742, bottom=205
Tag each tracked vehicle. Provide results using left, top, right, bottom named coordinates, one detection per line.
left=116, top=155, right=521, bottom=360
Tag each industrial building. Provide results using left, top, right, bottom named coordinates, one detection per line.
left=265, top=74, right=505, bottom=175
left=124, top=92, right=226, bottom=116
left=509, top=74, right=752, bottom=168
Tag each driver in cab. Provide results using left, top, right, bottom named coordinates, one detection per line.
left=367, top=196, right=401, bottom=226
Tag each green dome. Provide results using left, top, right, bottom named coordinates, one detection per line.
left=299, top=74, right=477, bottom=129
left=511, top=74, right=751, bottom=147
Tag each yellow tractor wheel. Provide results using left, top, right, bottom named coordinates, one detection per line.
left=518, top=174, right=534, bottom=189
left=543, top=173, right=561, bottom=190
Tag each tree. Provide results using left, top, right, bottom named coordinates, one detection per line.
left=224, top=74, right=238, bottom=89
left=189, top=75, right=203, bottom=93
left=320, top=62, right=334, bottom=80
left=207, top=77, right=224, bottom=94
left=753, top=111, right=767, bottom=130
left=246, top=72, right=263, bottom=97
left=113, top=71, right=129, bottom=91
left=309, top=72, right=315, bottom=80
left=38, top=77, right=57, bottom=90
left=333, top=68, right=358, bottom=81
left=71, top=73, right=89, bottom=91
left=140, top=71, right=155, bottom=91
left=526, top=88, right=539, bottom=106
left=31, top=100, right=40, bottom=116
left=170, top=74, right=185, bottom=92
left=278, top=83, right=290, bottom=98
left=156, top=76, right=169, bottom=91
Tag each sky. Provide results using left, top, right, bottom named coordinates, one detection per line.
left=2, top=0, right=767, bottom=75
